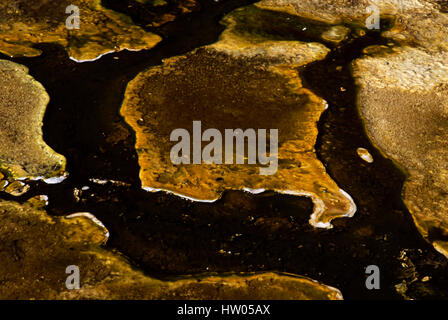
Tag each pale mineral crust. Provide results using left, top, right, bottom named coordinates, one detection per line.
left=352, top=1, right=448, bottom=258
left=354, top=47, right=448, bottom=258
left=0, top=60, right=66, bottom=180
left=255, top=0, right=448, bottom=50
left=0, top=0, right=161, bottom=61
left=299, top=0, right=448, bottom=258
left=0, top=199, right=342, bottom=300
left=252, top=0, right=448, bottom=258
left=120, top=6, right=356, bottom=229
left=321, top=25, right=351, bottom=44
left=356, top=147, right=374, bottom=163
left=255, top=0, right=371, bottom=25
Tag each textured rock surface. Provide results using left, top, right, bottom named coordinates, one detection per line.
left=0, top=60, right=66, bottom=180
left=352, top=0, right=448, bottom=258
left=313, top=0, right=448, bottom=257
left=255, top=0, right=448, bottom=258
left=354, top=47, right=448, bottom=258
left=120, top=6, right=356, bottom=229
left=0, top=199, right=342, bottom=300
left=255, top=0, right=371, bottom=25
left=217, top=5, right=352, bottom=46
left=0, top=0, right=161, bottom=61
left=255, top=0, right=448, bottom=50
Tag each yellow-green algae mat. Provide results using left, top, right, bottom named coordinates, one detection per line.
left=120, top=5, right=357, bottom=229
left=255, top=0, right=448, bottom=258
left=0, top=0, right=161, bottom=62
left=0, top=198, right=342, bottom=299
left=0, top=60, right=66, bottom=181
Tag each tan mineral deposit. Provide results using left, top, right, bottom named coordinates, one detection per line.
left=0, top=60, right=66, bottom=180
left=354, top=47, right=448, bottom=258
left=255, top=0, right=448, bottom=49
left=259, top=0, right=448, bottom=258
left=120, top=5, right=356, bottom=229
left=0, top=0, right=161, bottom=61
left=0, top=198, right=342, bottom=300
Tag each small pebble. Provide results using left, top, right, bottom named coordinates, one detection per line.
left=0, top=180, right=9, bottom=191
left=357, top=147, right=374, bottom=163
left=5, top=181, right=30, bottom=196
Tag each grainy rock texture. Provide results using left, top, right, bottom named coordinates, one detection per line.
left=354, top=47, right=448, bottom=258
left=120, top=6, right=356, bottom=229
left=0, top=60, right=66, bottom=180
left=255, top=0, right=448, bottom=50
left=0, top=0, right=161, bottom=61
left=351, top=0, right=448, bottom=257
left=0, top=199, right=342, bottom=300
left=256, top=0, right=371, bottom=25
left=256, top=0, right=448, bottom=258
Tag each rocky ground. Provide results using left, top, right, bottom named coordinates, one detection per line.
left=0, top=0, right=447, bottom=300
